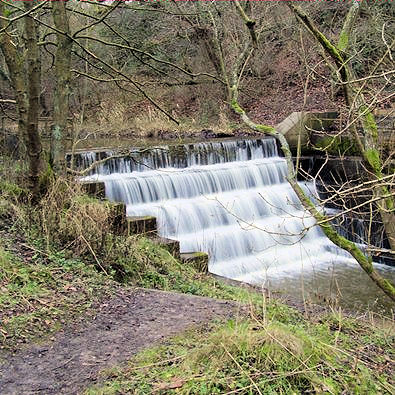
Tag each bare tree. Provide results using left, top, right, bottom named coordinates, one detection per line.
left=0, top=0, right=46, bottom=199
left=225, top=1, right=395, bottom=300
left=288, top=1, right=395, bottom=252
left=51, top=0, right=73, bottom=172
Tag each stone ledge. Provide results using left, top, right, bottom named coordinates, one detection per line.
left=127, top=216, right=157, bottom=235
left=81, top=181, right=106, bottom=199
left=180, top=252, right=209, bottom=273
left=149, top=236, right=180, bottom=259
left=108, top=202, right=127, bottom=235
left=276, top=111, right=338, bottom=151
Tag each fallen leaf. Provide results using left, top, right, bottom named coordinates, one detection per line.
left=155, top=377, right=185, bottom=391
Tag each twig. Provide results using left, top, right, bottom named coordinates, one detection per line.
left=80, top=234, right=108, bottom=276
left=221, top=342, right=263, bottom=395
left=19, top=242, right=50, bottom=257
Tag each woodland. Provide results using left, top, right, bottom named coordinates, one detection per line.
left=0, top=1, right=394, bottom=394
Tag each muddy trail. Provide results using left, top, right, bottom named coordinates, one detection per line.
left=0, top=288, right=244, bottom=395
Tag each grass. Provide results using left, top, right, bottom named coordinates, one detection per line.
left=0, top=242, right=116, bottom=353
left=114, top=237, right=261, bottom=303
left=85, top=306, right=394, bottom=394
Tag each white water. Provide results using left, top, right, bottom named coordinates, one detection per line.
left=81, top=138, right=362, bottom=285
left=71, top=138, right=278, bottom=175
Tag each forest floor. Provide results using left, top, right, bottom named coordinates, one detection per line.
left=0, top=287, right=243, bottom=395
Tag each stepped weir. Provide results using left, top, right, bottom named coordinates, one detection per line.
left=80, top=137, right=361, bottom=285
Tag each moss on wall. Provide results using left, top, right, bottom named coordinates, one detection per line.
left=314, top=135, right=359, bottom=156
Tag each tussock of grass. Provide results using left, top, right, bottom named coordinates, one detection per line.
left=86, top=311, right=394, bottom=394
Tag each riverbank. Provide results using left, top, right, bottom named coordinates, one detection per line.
left=0, top=155, right=394, bottom=393
left=0, top=226, right=394, bottom=394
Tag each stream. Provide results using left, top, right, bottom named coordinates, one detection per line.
left=76, top=137, right=395, bottom=315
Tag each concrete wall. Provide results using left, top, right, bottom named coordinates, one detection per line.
left=276, top=111, right=338, bottom=151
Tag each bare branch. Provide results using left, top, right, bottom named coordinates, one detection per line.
left=0, top=99, right=16, bottom=104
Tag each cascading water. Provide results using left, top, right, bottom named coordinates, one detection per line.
left=70, top=139, right=278, bottom=175
left=81, top=137, right=361, bottom=285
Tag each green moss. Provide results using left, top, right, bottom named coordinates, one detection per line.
left=338, top=31, right=349, bottom=52
left=361, top=108, right=378, bottom=141
left=257, top=124, right=276, bottom=133
left=190, top=251, right=208, bottom=258
left=314, top=135, right=359, bottom=155
left=230, top=98, right=244, bottom=115
left=315, top=29, right=344, bottom=64
left=364, top=148, right=381, bottom=174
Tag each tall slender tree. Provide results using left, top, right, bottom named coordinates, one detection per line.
left=287, top=1, right=395, bottom=251
left=0, top=1, right=45, bottom=199
left=51, top=0, right=73, bottom=172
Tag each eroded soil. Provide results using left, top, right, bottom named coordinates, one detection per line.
left=0, top=288, right=243, bottom=395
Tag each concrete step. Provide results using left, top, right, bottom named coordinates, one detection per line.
left=127, top=216, right=157, bottom=236
left=180, top=252, right=209, bottom=273
left=149, top=236, right=180, bottom=259
left=81, top=181, right=105, bottom=199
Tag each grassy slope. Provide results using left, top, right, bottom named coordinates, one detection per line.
left=0, top=242, right=117, bottom=353
left=0, top=161, right=394, bottom=393
left=85, top=305, right=394, bottom=394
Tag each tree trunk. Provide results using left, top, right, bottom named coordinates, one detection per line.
left=24, top=1, right=44, bottom=197
left=228, top=2, right=395, bottom=301
left=288, top=2, right=395, bottom=251
left=0, top=2, right=45, bottom=199
left=51, top=0, right=73, bottom=173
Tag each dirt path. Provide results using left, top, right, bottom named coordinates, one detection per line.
left=0, top=288, right=244, bottom=395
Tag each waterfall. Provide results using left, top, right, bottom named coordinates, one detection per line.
left=70, top=139, right=277, bottom=175
left=81, top=138, right=359, bottom=285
